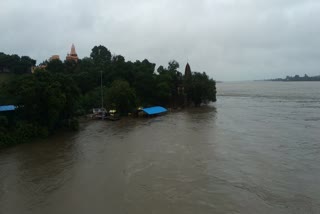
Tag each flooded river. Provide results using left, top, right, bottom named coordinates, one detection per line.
left=1, top=81, right=320, bottom=214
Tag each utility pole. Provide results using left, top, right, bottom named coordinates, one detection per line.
left=99, top=48, right=104, bottom=119
left=101, top=70, right=103, bottom=109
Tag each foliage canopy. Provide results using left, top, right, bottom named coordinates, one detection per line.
left=0, top=45, right=216, bottom=147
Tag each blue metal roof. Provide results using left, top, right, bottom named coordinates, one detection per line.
left=0, top=105, right=15, bottom=112
left=142, top=106, right=167, bottom=115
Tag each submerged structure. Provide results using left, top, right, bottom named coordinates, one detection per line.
left=142, top=106, right=168, bottom=115
left=0, top=105, right=15, bottom=112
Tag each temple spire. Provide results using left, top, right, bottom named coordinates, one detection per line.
left=185, top=62, right=192, bottom=78
left=66, top=43, right=79, bottom=62
left=70, top=44, right=76, bottom=56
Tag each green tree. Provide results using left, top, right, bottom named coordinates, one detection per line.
left=46, top=59, right=64, bottom=73
left=73, top=58, right=100, bottom=94
left=4, top=70, right=80, bottom=132
left=0, top=53, right=35, bottom=73
left=189, top=72, right=216, bottom=106
left=90, top=45, right=112, bottom=65
left=168, top=60, right=179, bottom=71
left=155, top=60, right=183, bottom=106
left=131, top=59, right=157, bottom=105
left=106, top=80, right=136, bottom=114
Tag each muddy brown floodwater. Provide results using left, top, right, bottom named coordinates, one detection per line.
left=1, top=81, right=320, bottom=214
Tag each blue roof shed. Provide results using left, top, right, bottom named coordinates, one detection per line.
left=0, top=105, right=16, bottom=112
left=142, top=106, right=167, bottom=115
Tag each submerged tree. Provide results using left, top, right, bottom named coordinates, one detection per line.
left=105, top=80, right=137, bottom=114
left=0, top=46, right=218, bottom=147
left=189, top=72, right=216, bottom=106
left=4, top=70, right=80, bottom=131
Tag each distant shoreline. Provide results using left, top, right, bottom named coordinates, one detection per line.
left=266, top=80, right=320, bottom=82
left=265, top=74, right=320, bottom=82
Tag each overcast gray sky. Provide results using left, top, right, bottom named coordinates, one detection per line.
left=1, top=0, right=320, bottom=81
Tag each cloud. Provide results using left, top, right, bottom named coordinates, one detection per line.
left=1, top=0, right=320, bottom=80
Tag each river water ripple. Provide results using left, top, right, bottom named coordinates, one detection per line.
left=0, top=81, right=320, bottom=214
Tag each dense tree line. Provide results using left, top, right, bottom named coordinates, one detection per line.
left=0, top=52, right=36, bottom=73
left=0, top=45, right=216, bottom=147
left=270, top=74, right=320, bottom=81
